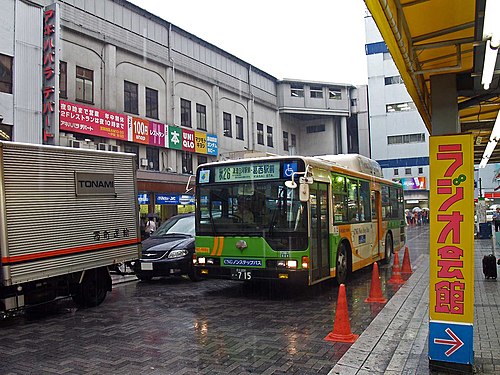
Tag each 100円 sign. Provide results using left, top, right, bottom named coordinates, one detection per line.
left=429, top=134, right=474, bottom=366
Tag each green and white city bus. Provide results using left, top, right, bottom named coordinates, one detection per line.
left=193, top=154, right=405, bottom=285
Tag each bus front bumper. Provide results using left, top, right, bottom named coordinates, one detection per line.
left=195, top=266, right=309, bottom=284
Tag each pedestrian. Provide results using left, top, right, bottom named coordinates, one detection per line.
left=493, top=207, right=500, bottom=232
left=145, top=217, right=156, bottom=237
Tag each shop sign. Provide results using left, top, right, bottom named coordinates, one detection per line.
left=155, top=194, right=195, bottom=205
left=59, top=101, right=218, bottom=156
left=195, top=131, right=207, bottom=154
left=429, top=134, right=474, bottom=366
left=138, top=193, right=150, bottom=205
left=42, top=4, right=60, bottom=144
left=129, top=116, right=149, bottom=144
left=182, top=129, right=195, bottom=152
left=393, top=177, right=427, bottom=190
left=75, top=172, right=115, bottom=196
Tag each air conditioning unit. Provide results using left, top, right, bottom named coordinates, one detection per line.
left=70, top=140, right=82, bottom=148
left=140, top=158, right=149, bottom=167
left=98, top=143, right=107, bottom=151
left=109, top=145, right=120, bottom=152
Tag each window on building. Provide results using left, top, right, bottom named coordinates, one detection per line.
left=351, top=98, right=358, bottom=106
left=223, top=112, right=232, bottom=137
left=267, top=126, right=273, bottom=147
left=0, top=54, right=13, bottom=94
left=181, top=98, right=191, bottom=127
left=59, top=61, right=67, bottom=98
left=290, top=84, right=304, bottom=97
left=196, top=104, right=207, bottom=131
left=386, top=102, right=416, bottom=113
left=76, top=66, right=93, bottom=103
left=329, top=89, right=342, bottom=100
left=283, top=131, right=289, bottom=151
left=236, top=116, right=244, bottom=140
left=145, top=87, right=158, bottom=119
left=257, top=123, right=264, bottom=145
left=123, top=143, right=139, bottom=170
left=310, top=87, right=323, bottom=99
left=385, top=75, right=403, bottom=85
left=198, top=155, right=208, bottom=167
left=291, top=133, right=296, bottom=148
left=306, top=124, right=325, bottom=133
left=182, top=151, right=193, bottom=174
left=394, top=169, right=399, bottom=176
left=124, top=81, right=138, bottom=114
left=405, top=168, right=412, bottom=175
left=418, top=167, right=424, bottom=174
left=146, top=147, right=159, bottom=171
left=387, top=133, right=426, bottom=144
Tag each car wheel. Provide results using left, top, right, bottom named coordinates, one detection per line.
left=336, top=242, right=349, bottom=285
left=382, top=232, right=393, bottom=264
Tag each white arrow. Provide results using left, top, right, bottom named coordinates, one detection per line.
left=434, top=327, right=464, bottom=356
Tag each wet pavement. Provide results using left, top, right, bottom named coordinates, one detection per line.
left=0, top=226, right=427, bottom=374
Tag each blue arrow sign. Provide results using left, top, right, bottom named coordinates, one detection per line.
left=429, top=321, right=473, bottom=365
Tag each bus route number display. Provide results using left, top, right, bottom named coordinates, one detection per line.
left=215, top=162, right=280, bottom=182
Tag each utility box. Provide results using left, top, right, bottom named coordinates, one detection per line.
left=479, top=222, right=492, bottom=239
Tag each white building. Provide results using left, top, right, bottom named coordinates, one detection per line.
left=365, top=14, right=430, bottom=209
left=1, top=0, right=369, bottom=223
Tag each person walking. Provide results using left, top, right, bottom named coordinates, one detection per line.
left=145, top=217, right=156, bottom=237
left=493, top=207, right=500, bottom=232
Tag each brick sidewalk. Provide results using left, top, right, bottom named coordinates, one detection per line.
left=330, top=237, right=500, bottom=375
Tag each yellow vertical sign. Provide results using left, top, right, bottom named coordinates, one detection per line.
left=195, top=131, right=207, bottom=154
left=429, top=134, right=474, bottom=323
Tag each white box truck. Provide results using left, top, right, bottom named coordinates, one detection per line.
left=0, top=142, right=140, bottom=318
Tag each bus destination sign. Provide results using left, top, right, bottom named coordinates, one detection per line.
left=215, top=162, right=280, bottom=182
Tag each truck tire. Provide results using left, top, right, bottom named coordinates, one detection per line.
left=72, top=268, right=110, bottom=308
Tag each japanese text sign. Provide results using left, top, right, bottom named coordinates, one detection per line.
left=429, top=134, right=474, bottom=324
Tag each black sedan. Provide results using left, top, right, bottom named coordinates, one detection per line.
left=133, top=213, right=199, bottom=282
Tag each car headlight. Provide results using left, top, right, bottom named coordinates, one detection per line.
left=168, top=249, right=189, bottom=259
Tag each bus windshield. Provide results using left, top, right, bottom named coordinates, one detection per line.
left=197, top=180, right=307, bottom=249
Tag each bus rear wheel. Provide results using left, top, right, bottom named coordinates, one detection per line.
left=336, top=242, right=350, bottom=285
left=383, top=232, right=393, bottom=264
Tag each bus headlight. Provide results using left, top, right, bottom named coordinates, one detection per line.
left=286, top=260, right=297, bottom=269
left=301, top=256, right=309, bottom=269
left=198, top=257, right=206, bottom=265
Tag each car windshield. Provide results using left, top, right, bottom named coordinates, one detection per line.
left=153, top=215, right=195, bottom=237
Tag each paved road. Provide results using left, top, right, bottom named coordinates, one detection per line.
left=0, top=225, right=428, bottom=374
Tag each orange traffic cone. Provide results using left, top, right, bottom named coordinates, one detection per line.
left=401, top=246, right=413, bottom=275
left=325, top=284, right=359, bottom=343
left=387, top=250, right=405, bottom=284
left=365, top=262, right=387, bottom=303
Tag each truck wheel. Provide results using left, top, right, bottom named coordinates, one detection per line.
left=72, top=268, right=110, bottom=308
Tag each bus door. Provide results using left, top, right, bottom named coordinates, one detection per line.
left=371, top=190, right=382, bottom=258
left=310, top=182, right=330, bottom=282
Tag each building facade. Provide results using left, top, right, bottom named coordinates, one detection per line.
left=365, top=14, right=431, bottom=210
left=1, top=0, right=369, bottom=226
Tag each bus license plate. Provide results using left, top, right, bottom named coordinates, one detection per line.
left=231, top=268, right=252, bottom=280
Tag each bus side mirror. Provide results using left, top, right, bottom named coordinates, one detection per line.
left=299, top=183, right=309, bottom=202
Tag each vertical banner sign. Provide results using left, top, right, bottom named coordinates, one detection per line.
left=149, top=121, right=168, bottom=147
left=429, top=134, right=474, bottom=367
left=167, top=125, right=182, bottom=150
left=195, top=131, right=207, bottom=154
left=129, top=116, right=150, bottom=144
left=42, top=4, right=60, bottom=144
left=182, top=129, right=195, bottom=152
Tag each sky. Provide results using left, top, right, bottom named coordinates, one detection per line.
left=127, top=0, right=369, bottom=85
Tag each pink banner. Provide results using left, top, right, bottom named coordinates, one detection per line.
left=60, top=100, right=127, bottom=140
left=149, top=121, right=167, bottom=147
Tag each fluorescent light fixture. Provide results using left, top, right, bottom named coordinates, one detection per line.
left=482, top=40, right=498, bottom=90
left=490, top=111, right=500, bottom=141
left=483, top=0, right=500, bottom=48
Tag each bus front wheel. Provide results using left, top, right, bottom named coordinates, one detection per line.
left=383, top=232, right=393, bottom=264
left=336, top=242, right=350, bottom=285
